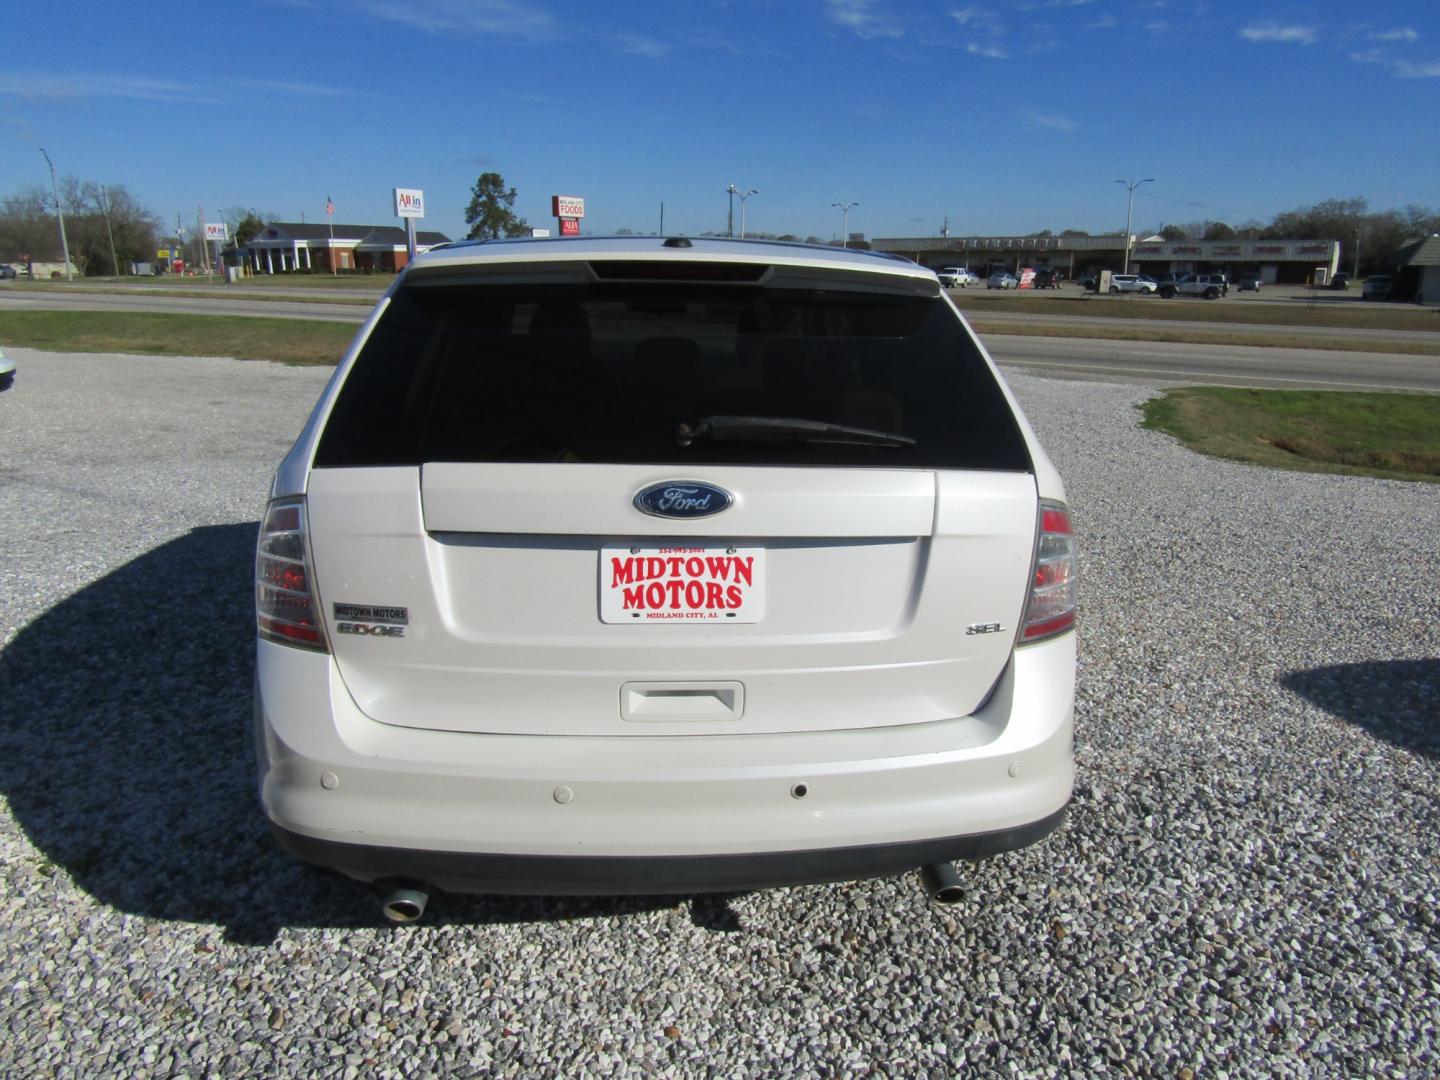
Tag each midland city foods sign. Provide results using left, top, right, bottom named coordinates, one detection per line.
left=552, top=195, right=584, bottom=237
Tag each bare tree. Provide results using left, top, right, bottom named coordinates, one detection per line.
left=57, top=179, right=160, bottom=275
left=0, top=187, right=61, bottom=264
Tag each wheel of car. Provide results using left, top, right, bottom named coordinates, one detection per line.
left=1204, top=287, right=1219, bottom=300
left=1159, top=286, right=1175, bottom=299
left=1108, top=285, right=1119, bottom=294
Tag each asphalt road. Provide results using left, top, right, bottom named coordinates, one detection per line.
left=3, top=286, right=1439, bottom=392
left=962, top=307, right=1440, bottom=346
left=0, top=287, right=367, bottom=324
left=985, top=334, right=1440, bottom=393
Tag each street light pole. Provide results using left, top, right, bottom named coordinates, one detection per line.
left=832, top=201, right=858, bottom=248
left=1114, top=178, right=1153, bottom=275
left=738, top=188, right=758, bottom=238
left=39, top=148, right=73, bottom=281
left=726, top=184, right=738, bottom=238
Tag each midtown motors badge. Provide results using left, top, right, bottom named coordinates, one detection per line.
left=334, top=602, right=408, bottom=638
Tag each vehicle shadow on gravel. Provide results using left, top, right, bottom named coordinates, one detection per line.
left=0, top=524, right=729, bottom=945
left=1282, top=660, right=1438, bottom=758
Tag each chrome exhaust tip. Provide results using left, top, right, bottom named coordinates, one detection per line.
left=381, top=883, right=430, bottom=925
left=919, top=862, right=965, bottom=905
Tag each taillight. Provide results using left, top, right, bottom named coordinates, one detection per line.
left=1020, top=500, right=1076, bottom=643
left=256, top=498, right=328, bottom=652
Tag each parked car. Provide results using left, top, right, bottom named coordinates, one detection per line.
left=0, top=264, right=17, bottom=280
left=1329, top=272, right=1350, bottom=290
left=987, top=271, right=1019, bottom=289
left=1032, top=268, right=1062, bottom=289
left=936, top=266, right=979, bottom=288
left=0, top=347, right=14, bottom=391
left=1362, top=275, right=1392, bottom=299
left=1238, top=276, right=1263, bottom=292
left=255, top=236, right=1077, bottom=919
left=1157, top=274, right=1227, bottom=300
left=1107, top=274, right=1157, bottom=294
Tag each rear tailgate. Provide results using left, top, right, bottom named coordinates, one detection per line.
left=305, top=464, right=1036, bottom=737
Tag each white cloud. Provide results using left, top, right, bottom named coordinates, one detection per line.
left=615, top=32, right=670, bottom=59
left=1239, top=24, right=1318, bottom=45
left=1020, top=110, right=1077, bottom=132
left=967, top=42, right=1008, bottom=59
left=0, top=73, right=231, bottom=106
left=1372, top=27, right=1419, bottom=44
left=245, top=79, right=372, bottom=99
left=1394, top=58, right=1440, bottom=78
left=362, top=0, right=558, bottom=41
left=1349, top=49, right=1385, bottom=65
left=951, top=7, right=1003, bottom=32
left=0, top=72, right=373, bottom=107
left=826, top=0, right=903, bottom=39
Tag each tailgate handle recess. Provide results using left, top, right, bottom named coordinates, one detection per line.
left=621, top=682, right=745, bottom=722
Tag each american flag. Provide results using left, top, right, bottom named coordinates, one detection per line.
left=325, top=196, right=334, bottom=217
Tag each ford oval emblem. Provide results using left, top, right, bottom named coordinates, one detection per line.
left=633, top=480, right=733, bottom=519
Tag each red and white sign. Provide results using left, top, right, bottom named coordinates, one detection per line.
left=600, top=547, right=766, bottom=623
left=204, top=222, right=228, bottom=241
left=1018, top=267, right=1036, bottom=289
left=551, top=195, right=585, bottom=218
left=394, top=188, right=425, bottom=219
left=559, top=217, right=581, bottom=236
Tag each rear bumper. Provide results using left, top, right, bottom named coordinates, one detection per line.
left=255, top=633, right=1075, bottom=894
left=272, top=807, right=1066, bottom=895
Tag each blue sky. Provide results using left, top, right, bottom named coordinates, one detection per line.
left=3, top=1, right=1438, bottom=244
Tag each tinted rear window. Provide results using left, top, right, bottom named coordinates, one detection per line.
left=314, top=281, right=1032, bottom=471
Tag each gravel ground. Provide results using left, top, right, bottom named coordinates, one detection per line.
left=1, top=346, right=1436, bottom=1078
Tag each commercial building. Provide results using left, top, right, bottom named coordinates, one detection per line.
left=245, top=222, right=451, bottom=274
left=1129, top=237, right=1339, bottom=285
left=1387, top=235, right=1440, bottom=305
left=872, top=234, right=1342, bottom=284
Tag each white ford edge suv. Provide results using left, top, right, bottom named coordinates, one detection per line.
left=255, top=236, right=1076, bottom=919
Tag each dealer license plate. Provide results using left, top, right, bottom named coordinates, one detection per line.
left=600, top=546, right=766, bottom=624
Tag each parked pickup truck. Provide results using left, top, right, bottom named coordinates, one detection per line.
left=1157, top=274, right=1227, bottom=300
left=936, top=266, right=980, bottom=288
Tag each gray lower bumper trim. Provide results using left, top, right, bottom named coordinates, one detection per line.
left=271, top=805, right=1067, bottom=895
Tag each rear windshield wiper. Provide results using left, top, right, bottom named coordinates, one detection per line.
left=676, top=415, right=916, bottom=448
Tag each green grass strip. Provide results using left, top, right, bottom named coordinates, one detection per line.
left=0, top=311, right=355, bottom=366
left=1141, top=387, right=1440, bottom=483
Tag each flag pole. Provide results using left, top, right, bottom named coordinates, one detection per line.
left=326, top=195, right=336, bottom=276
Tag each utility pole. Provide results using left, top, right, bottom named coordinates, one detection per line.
left=38, top=148, right=73, bottom=281
left=100, top=186, right=121, bottom=277
left=1353, top=223, right=1362, bottom=278
left=197, top=206, right=210, bottom=275
left=832, top=201, right=858, bottom=248
left=659, top=202, right=664, bottom=235
left=725, top=183, right=737, bottom=238
left=1114, top=178, right=1153, bottom=274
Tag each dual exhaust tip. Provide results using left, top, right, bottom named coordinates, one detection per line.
left=380, top=864, right=964, bottom=924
